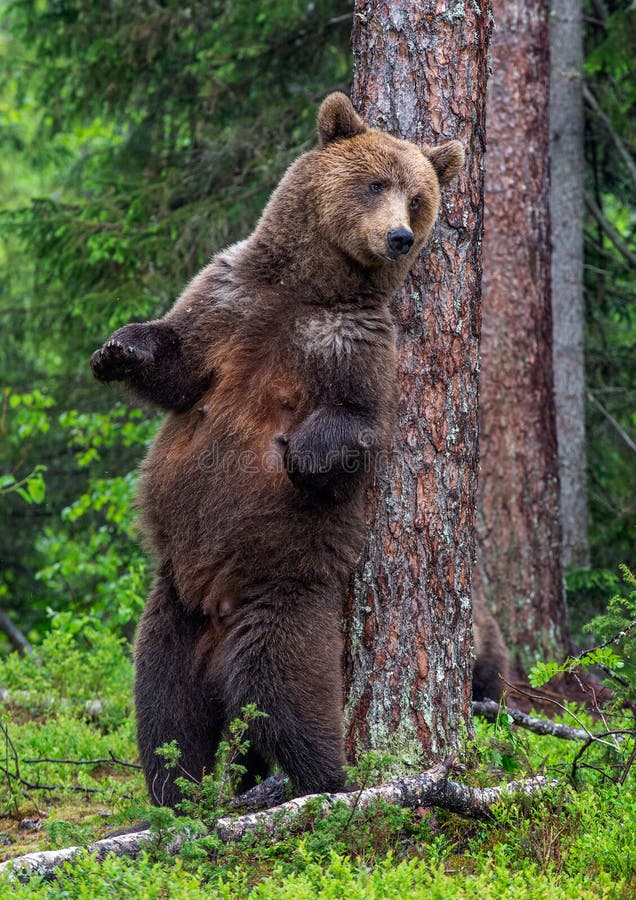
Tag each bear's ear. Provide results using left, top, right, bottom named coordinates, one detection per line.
left=425, top=140, right=465, bottom=186
left=317, top=93, right=367, bottom=146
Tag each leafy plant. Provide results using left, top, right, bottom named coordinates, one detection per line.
left=585, top=564, right=636, bottom=687
left=0, top=463, right=46, bottom=504
left=523, top=565, right=636, bottom=786
left=530, top=565, right=636, bottom=695
left=156, top=705, right=269, bottom=827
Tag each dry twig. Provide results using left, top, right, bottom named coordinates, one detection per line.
left=22, top=752, right=141, bottom=770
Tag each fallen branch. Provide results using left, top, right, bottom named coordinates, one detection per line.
left=213, top=758, right=554, bottom=843
left=0, top=720, right=115, bottom=799
left=587, top=391, right=636, bottom=456
left=0, top=611, right=33, bottom=657
left=0, top=763, right=102, bottom=796
left=501, top=683, right=623, bottom=752
left=585, top=195, right=636, bottom=269
left=0, top=757, right=556, bottom=880
left=0, top=828, right=194, bottom=883
left=584, top=86, right=636, bottom=192
left=473, top=700, right=592, bottom=741
left=22, top=752, right=141, bottom=771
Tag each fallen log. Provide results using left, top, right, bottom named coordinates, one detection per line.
left=0, top=756, right=557, bottom=881
left=473, top=699, right=592, bottom=741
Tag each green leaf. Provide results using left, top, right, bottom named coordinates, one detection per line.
left=528, top=661, right=560, bottom=688
left=26, top=474, right=46, bottom=504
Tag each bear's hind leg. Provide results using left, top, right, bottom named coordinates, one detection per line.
left=135, top=572, right=224, bottom=806
left=219, top=586, right=347, bottom=797
left=236, top=747, right=270, bottom=794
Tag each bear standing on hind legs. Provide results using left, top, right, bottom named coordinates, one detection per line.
left=90, top=93, right=464, bottom=807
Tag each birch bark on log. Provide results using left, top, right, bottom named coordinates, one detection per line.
left=343, top=1, right=492, bottom=764
left=0, top=768, right=556, bottom=880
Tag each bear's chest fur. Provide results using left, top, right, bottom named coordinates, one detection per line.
left=296, top=309, right=366, bottom=362
left=180, top=303, right=380, bottom=453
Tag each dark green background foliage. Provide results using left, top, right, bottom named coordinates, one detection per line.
left=583, top=0, right=636, bottom=573
left=0, top=0, right=634, bottom=643
left=0, top=0, right=352, bottom=637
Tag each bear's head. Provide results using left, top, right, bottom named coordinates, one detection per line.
left=313, top=92, right=464, bottom=269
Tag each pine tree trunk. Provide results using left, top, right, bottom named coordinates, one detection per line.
left=550, top=0, right=588, bottom=570
left=343, top=0, right=491, bottom=764
left=475, top=0, right=568, bottom=673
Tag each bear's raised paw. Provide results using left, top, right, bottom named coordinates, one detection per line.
left=90, top=338, right=154, bottom=382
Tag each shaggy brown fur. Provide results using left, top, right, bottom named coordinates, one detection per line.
left=472, top=593, right=510, bottom=702
left=91, top=93, right=464, bottom=806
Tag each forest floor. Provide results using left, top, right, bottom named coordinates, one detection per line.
left=0, top=630, right=633, bottom=898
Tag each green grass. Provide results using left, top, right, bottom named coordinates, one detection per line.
left=0, top=624, right=634, bottom=898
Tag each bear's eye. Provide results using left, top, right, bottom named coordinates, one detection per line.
left=369, top=180, right=385, bottom=195
left=409, top=196, right=421, bottom=212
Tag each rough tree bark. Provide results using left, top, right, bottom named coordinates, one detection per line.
left=550, top=0, right=588, bottom=569
left=343, top=1, right=491, bottom=764
left=475, top=0, right=568, bottom=673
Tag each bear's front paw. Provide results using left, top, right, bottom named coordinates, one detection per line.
left=285, top=446, right=328, bottom=490
left=90, top=338, right=154, bottom=382
left=285, top=440, right=347, bottom=493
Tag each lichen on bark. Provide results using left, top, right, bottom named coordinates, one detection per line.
left=343, top=0, right=492, bottom=765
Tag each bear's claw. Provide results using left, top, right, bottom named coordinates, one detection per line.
left=90, top=339, right=153, bottom=381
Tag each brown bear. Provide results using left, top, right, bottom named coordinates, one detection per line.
left=472, top=592, right=510, bottom=702
left=90, top=93, right=464, bottom=806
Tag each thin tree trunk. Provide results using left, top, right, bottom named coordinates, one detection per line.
left=550, top=0, right=588, bottom=569
left=475, top=0, right=568, bottom=673
left=343, top=1, right=491, bottom=763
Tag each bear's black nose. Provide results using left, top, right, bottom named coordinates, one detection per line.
left=387, top=228, right=414, bottom=256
